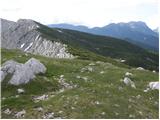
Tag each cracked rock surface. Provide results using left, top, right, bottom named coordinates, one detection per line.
left=1, top=18, right=74, bottom=58
left=1, top=58, right=46, bottom=85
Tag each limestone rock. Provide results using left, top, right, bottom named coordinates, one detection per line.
left=125, top=72, right=133, bottom=76
left=123, top=77, right=136, bottom=88
left=149, top=82, right=159, bottom=90
left=1, top=58, right=46, bottom=85
left=1, top=18, right=74, bottom=59
left=15, top=110, right=26, bottom=118
left=17, top=88, right=25, bottom=94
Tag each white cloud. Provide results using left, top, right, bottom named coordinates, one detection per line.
left=0, top=0, right=158, bottom=29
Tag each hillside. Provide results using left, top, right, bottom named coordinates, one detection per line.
left=49, top=22, right=159, bottom=51
left=1, top=48, right=159, bottom=119
left=37, top=23, right=159, bottom=71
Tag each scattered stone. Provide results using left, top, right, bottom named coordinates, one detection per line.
left=88, top=67, right=93, bottom=72
left=101, top=112, right=106, bottom=115
left=123, top=77, right=136, bottom=88
left=34, top=107, right=43, bottom=112
left=138, top=111, right=143, bottom=116
left=4, top=108, right=12, bottom=115
left=89, top=63, right=95, bottom=66
left=149, top=82, right=159, bottom=90
left=58, top=77, right=73, bottom=89
left=76, top=75, right=81, bottom=79
left=114, top=104, right=120, bottom=107
left=120, top=59, right=126, bottom=63
left=33, top=94, right=49, bottom=102
left=144, top=88, right=150, bottom=92
left=60, top=75, right=64, bottom=78
left=15, top=109, right=26, bottom=118
left=129, top=114, right=135, bottom=118
left=96, top=61, right=104, bottom=64
left=71, top=106, right=75, bottom=110
left=15, top=95, right=20, bottom=98
left=152, top=70, right=156, bottom=73
left=17, top=88, right=25, bottom=94
left=125, top=72, right=133, bottom=76
left=118, top=86, right=123, bottom=91
left=2, top=97, right=6, bottom=100
left=115, top=112, right=119, bottom=116
left=100, top=71, right=104, bottom=74
left=82, top=77, right=88, bottom=81
left=81, top=66, right=93, bottom=72
left=136, top=94, right=141, bottom=99
left=128, top=105, right=132, bottom=109
left=154, top=101, right=159, bottom=107
left=42, top=112, right=54, bottom=119
left=95, top=101, right=100, bottom=105
left=136, top=67, right=144, bottom=70
left=58, top=111, right=63, bottom=114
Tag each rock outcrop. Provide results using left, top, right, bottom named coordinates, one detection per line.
left=1, top=18, right=74, bottom=58
left=1, top=58, right=46, bottom=85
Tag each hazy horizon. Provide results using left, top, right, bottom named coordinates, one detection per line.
left=0, top=0, right=158, bottom=29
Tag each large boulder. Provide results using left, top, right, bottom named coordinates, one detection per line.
left=1, top=58, right=46, bottom=85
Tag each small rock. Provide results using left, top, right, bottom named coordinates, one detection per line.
left=115, top=112, right=119, bottom=116
left=15, top=95, right=19, bottom=98
left=60, top=75, right=64, bottom=78
left=2, top=97, right=6, bottom=100
left=118, top=86, right=123, bottom=91
left=144, top=88, right=150, bottom=92
left=149, top=82, right=159, bottom=90
left=42, top=112, right=54, bottom=119
left=58, top=111, right=63, bottom=114
left=129, top=114, right=135, bottom=118
left=95, top=101, right=100, bottom=105
left=128, top=105, right=132, bottom=109
left=138, top=111, right=143, bottom=116
left=35, top=107, right=43, bottom=112
left=136, top=67, right=144, bottom=70
left=120, top=60, right=126, bottom=63
left=152, top=70, right=156, bottom=73
left=114, top=104, right=120, bottom=107
left=15, top=109, right=26, bottom=118
left=89, top=63, right=95, bottom=66
left=100, top=71, right=104, bottom=74
left=33, top=94, right=48, bottom=102
left=136, top=94, right=141, bottom=99
left=101, top=112, right=106, bottom=115
left=4, top=108, right=12, bottom=115
left=88, top=67, right=93, bottom=72
left=125, top=72, right=133, bottom=76
left=76, top=75, right=81, bottom=79
left=17, top=88, right=25, bottom=94
left=123, top=77, right=136, bottom=88
left=71, top=106, right=75, bottom=110
left=82, top=77, right=88, bottom=81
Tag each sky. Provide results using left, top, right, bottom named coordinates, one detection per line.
left=0, top=0, right=159, bottom=29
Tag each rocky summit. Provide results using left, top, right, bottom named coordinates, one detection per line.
left=1, top=19, right=74, bottom=58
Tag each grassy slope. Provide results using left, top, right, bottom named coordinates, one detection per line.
left=36, top=23, right=159, bottom=71
left=1, top=49, right=159, bottom=119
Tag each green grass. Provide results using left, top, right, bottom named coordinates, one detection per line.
left=36, top=22, right=159, bottom=71
left=1, top=49, right=159, bottom=119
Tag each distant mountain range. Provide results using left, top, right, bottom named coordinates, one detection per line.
left=48, top=21, right=159, bottom=52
